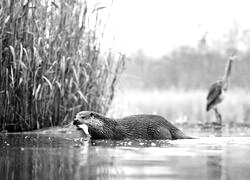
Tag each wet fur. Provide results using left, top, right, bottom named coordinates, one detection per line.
left=74, top=111, right=193, bottom=140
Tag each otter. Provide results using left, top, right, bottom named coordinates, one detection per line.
left=73, top=111, right=193, bottom=140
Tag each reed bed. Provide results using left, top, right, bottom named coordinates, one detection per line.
left=108, top=89, right=250, bottom=126
left=0, top=0, right=125, bottom=132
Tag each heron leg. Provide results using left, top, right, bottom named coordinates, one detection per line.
left=213, top=108, right=222, bottom=125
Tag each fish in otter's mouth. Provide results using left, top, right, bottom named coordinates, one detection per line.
left=73, top=119, right=90, bottom=135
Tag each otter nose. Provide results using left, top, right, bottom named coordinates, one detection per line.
left=73, top=119, right=80, bottom=125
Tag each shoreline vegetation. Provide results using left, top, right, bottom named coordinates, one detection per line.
left=108, top=89, right=250, bottom=127
left=0, top=0, right=125, bottom=132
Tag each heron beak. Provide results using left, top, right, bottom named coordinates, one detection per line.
left=229, top=55, right=238, bottom=61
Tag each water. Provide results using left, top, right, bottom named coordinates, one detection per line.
left=1, top=128, right=250, bottom=180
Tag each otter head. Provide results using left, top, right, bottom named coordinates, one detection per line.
left=73, top=111, right=115, bottom=139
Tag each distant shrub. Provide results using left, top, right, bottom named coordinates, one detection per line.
left=123, top=47, right=250, bottom=89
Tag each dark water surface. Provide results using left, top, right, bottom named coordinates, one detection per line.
left=1, top=128, right=250, bottom=180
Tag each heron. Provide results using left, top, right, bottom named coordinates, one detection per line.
left=206, top=55, right=237, bottom=126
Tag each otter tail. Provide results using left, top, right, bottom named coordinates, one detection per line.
left=171, top=129, right=195, bottom=140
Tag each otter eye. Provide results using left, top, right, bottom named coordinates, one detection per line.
left=81, top=115, right=86, bottom=119
left=89, top=112, right=94, bottom=117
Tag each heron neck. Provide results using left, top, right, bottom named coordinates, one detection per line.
left=222, top=59, right=233, bottom=88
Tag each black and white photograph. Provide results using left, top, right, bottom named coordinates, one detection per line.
left=1, top=0, right=250, bottom=179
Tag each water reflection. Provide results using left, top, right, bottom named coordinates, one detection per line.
left=1, top=132, right=250, bottom=180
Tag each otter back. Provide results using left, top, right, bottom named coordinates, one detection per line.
left=114, top=114, right=191, bottom=140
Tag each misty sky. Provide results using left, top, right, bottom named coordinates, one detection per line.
left=102, top=0, right=250, bottom=57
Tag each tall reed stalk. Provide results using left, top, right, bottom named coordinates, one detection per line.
left=0, top=0, right=125, bottom=132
